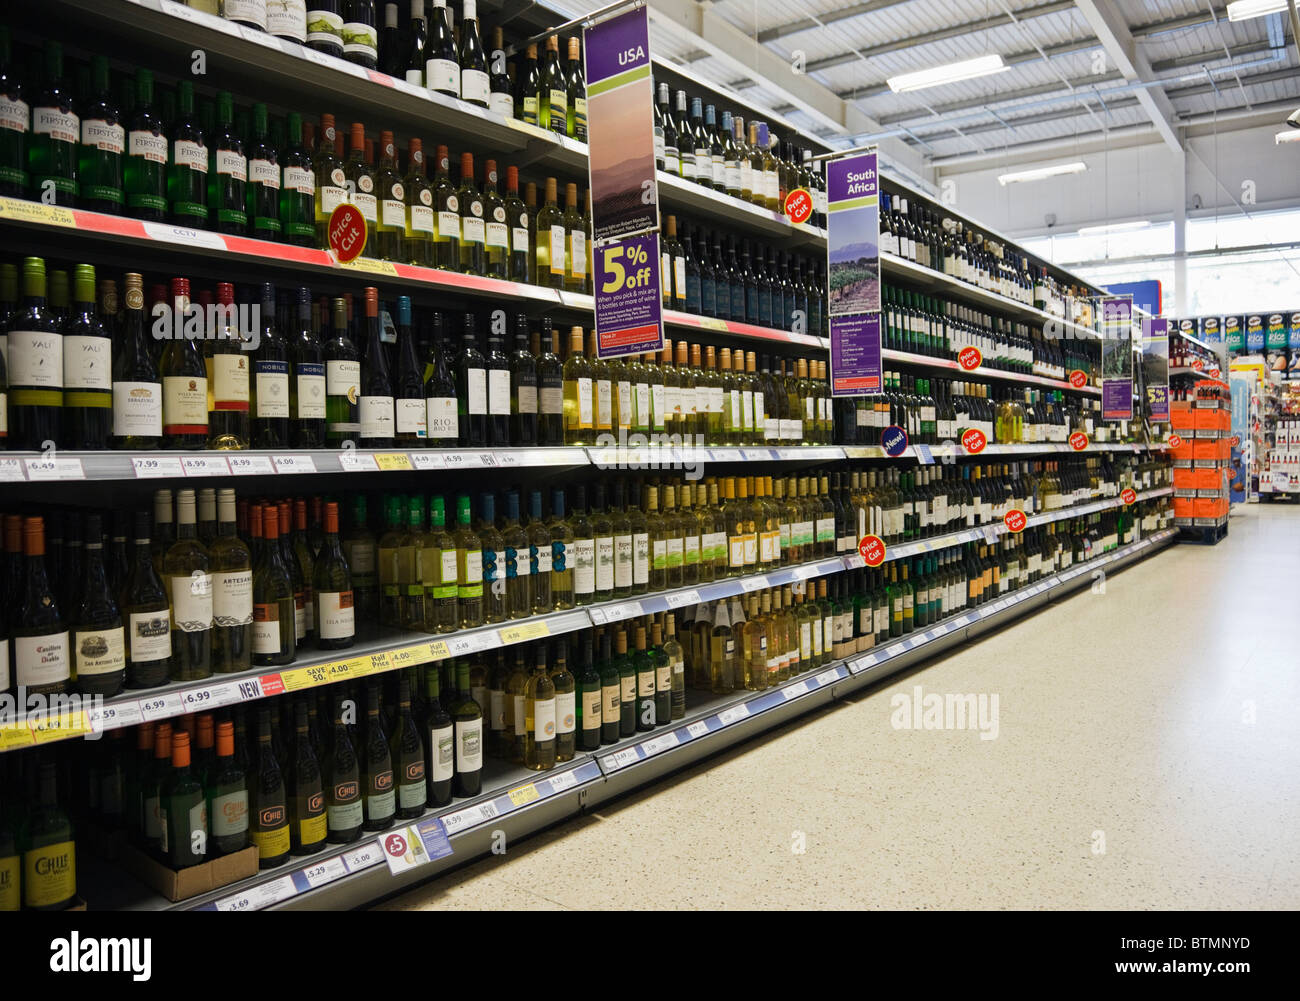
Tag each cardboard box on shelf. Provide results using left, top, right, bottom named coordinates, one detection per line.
left=117, top=844, right=259, bottom=903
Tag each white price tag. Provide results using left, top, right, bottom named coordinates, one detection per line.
left=227, top=454, right=275, bottom=476
left=710, top=449, right=741, bottom=462
left=197, top=681, right=244, bottom=708
left=180, top=454, right=230, bottom=476
left=930, top=623, right=948, bottom=637
left=142, top=222, right=228, bottom=251
left=273, top=454, right=316, bottom=474
left=410, top=452, right=447, bottom=469
left=138, top=692, right=184, bottom=722
left=716, top=704, right=750, bottom=726
left=792, top=565, right=817, bottom=580
left=25, top=457, right=83, bottom=480
left=132, top=455, right=184, bottom=478
left=87, top=700, right=143, bottom=731
left=380, top=827, right=431, bottom=876
left=161, top=0, right=201, bottom=22
left=0, top=459, right=24, bottom=481
left=438, top=807, right=481, bottom=837
left=338, top=452, right=379, bottom=472
left=495, top=451, right=524, bottom=467
left=666, top=589, right=701, bottom=609
left=597, top=602, right=640, bottom=623
left=181, top=687, right=219, bottom=711
left=686, top=720, right=710, bottom=739
left=852, top=654, right=877, bottom=673
left=342, top=842, right=385, bottom=872
left=816, top=668, right=842, bottom=687
left=641, top=732, right=680, bottom=756
left=215, top=892, right=257, bottom=912
left=300, top=856, right=348, bottom=889
left=604, top=747, right=641, bottom=771
left=547, top=770, right=578, bottom=794
left=741, top=577, right=766, bottom=592
left=885, top=643, right=906, bottom=658
left=258, top=876, right=298, bottom=907
left=982, top=526, right=1000, bottom=544
left=782, top=680, right=809, bottom=700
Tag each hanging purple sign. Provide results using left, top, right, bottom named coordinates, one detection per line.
left=826, top=149, right=882, bottom=396
left=1140, top=316, right=1170, bottom=422
left=595, top=231, right=664, bottom=358
left=1100, top=295, right=1133, bottom=420
left=584, top=6, right=658, bottom=242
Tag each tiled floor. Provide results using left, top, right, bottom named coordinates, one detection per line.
left=377, top=504, right=1299, bottom=910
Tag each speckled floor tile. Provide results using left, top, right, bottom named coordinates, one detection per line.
left=381, top=505, right=1300, bottom=910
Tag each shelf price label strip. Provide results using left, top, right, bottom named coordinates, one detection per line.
left=439, top=760, right=601, bottom=837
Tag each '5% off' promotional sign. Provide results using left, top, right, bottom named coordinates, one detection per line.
left=594, top=232, right=665, bottom=359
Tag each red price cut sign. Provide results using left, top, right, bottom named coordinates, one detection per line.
left=958, top=346, right=982, bottom=372
left=784, top=188, right=814, bottom=225
left=1068, top=369, right=1088, bottom=389
left=328, top=203, right=367, bottom=263
left=1120, top=488, right=1137, bottom=506
left=1192, top=358, right=1205, bottom=371
left=1210, top=367, right=1221, bottom=379
left=1069, top=431, right=1089, bottom=452
left=1003, top=508, right=1027, bottom=534
left=858, top=534, right=887, bottom=567
left=1167, top=433, right=1183, bottom=448
left=961, top=427, right=986, bottom=455
left=1228, top=435, right=1240, bottom=448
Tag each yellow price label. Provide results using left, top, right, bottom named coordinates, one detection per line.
left=698, top=317, right=728, bottom=331
left=30, top=711, right=88, bottom=744
left=504, top=118, right=553, bottom=140
left=0, top=196, right=76, bottom=229
left=599, top=243, right=656, bottom=295
left=368, top=651, right=391, bottom=674
left=340, top=256, right=398, bottom=276
left=375, top=452, right=412, bottom=471
left=0, top=722, right=36, bottom=751
left=499, top=621, right=551, bottom=645
left=507, top=783, right=540, bottom=808
left=281, top=663, right=332, bottom=691
left=386, top=645, right=425, bottom=669
left=342, top=656, right=372, bottom=678
left=428, top=640, right=451, bottom=661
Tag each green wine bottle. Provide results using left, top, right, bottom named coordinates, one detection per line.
left=205, top=719, right=249, bottom=857
left=391, top=674, right=426, bottom=819
left=20, top=762, right=76, bottom=910
left=249, top=708, right=291, bottom=869
left=288, top=700, right=327, bottom=855
left=160, top=730, right=207, bottom=869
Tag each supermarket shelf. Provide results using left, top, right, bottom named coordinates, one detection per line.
left=881, top=348, right=1102, bottom=395
left=655, top=172, right=827, bottom=249
left=1169, top=366, right=1225, bottom=379
left=1170, top=327, right=1220, bottom=355
left=585, top=444, right=843, bottom=469
left=882, top=253, right=1100, bottom=341
left=88, top=527, right=1174, bottom=911
left=662, top=308, right=827, bottom=348
left=44, top=0, right=588, bottom=178
left=843, top=441, right=1165, bottom=461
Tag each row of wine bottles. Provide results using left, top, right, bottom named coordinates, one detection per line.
left=0, top=495, right=1172, bottom=908
left=0, top=261, right=838, bottom=451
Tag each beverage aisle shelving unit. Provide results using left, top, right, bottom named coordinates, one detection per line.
left=1, top=0, right=1180, bottom=913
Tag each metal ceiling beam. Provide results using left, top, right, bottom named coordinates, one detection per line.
left=791, top=0, right=1076, bottom=76
left=641, top=0, right=926, bottom=175
left=756, top=1, right=913, bottom=45
left=1073, top=0, right=1183, bottom=152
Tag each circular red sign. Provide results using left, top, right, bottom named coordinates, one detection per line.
left=1120, top=488, right=1137, bottom=506
left=858, top=534, right=886, bottom=567
left=1068, top=369, right=1088, bottom=389
left=784, top=188, right=814, bottom=225
left=383, top=832, right=408, bottom=858
left=1228, top=435, right=1240, bottom=447
left=958, top=346, right=982, bottom=372
left=1192, top=358, right=1205, bottom=371
left=1167, top=433, right=1183, bottom=448
left=1209, top=367, right=1221, bottom=379
left=328, top=203, right=367, bottom=263
left=961, top=427, right=987, bottom=454
left=1069, top=431, right=1089, bottom=452
left=1003, top=509, right=1027, bottom=533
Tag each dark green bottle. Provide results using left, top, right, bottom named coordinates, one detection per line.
left=249, top=708, right=290, bottom=869
left=361, top=682, right=396, bottom=830
left=168, top=81, right=208, bottom=228
left=325, top=692, right=363, bottom=843
left=0, top=26, right=26, bottom=198
left=29, top=42, right=78, bottom=206
left=205, top=719, right=249, bottom=857
left=124, top=70, right=167, bottom=220
left=160, top=731, right=207, bottom=869
left=246, top=102, right=281, bottom=240
left=19, top=762, right=76, bottom=910
left=575, top=630, right=601, bottom=751
left=76, top=55, right=123, bottom=214
left=207, top=91, right=247, bottom=234
left=391, top=674, right=427, bottom=819
left=288, top=700, right=326, bottom=855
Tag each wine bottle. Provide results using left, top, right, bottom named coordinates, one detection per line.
left=536, top=322, right=564, bottom=444
left=517, top=43, right=540, bottom=125
left=251, top=505, right=295, bottom=667
left=549, top=640, right=576, bottom=762
left=324, top=692, right=362, bottom=843
left=458, top=0, right=489, bottom=108
left=403, top=137, right=435, bottom=267
left=287, top=700, right=326, bottom=855
left=30, top=42, right=78, bottom=207
left=404, top=0, right=428, bottom=85
left=358, top=286, right=395, bottom=447
left=111, top=273, right=161, bottom=448
left=14, top=517, right=70, bottom=697
left=501, top=165, right=530, bottom=283
left=391, top=296, right=426, bottom=443
left=488, top=27, right=514, bottom=119
left=62, top=263, right=111, bottom=449
left=423, top=663, right=454, bottom=806
left=566, top=36, right=586, bottom=140
left=424, top=0, right=459, bottom=97
left=423, top=310, right=458, bottom=444
left=0, top=26, right=26, bottom=201
left=456, top=152, right=486, bottom=275
left=205, top=719, right=250, bottom=857
left=379, top=3, right=403, bottom=77
left=289, top=287, right=326, bottom=447
left=246, top=103, right=282, bottom=240
left=312, top=113, right=346, bottom=247
left=324, top=295, right=360, bottom=447
left=249, top=708, right=291, bottom=868
left=509, top=312, right=537, bottom=444
left=451, top=660, right=483, bottom=796
left=343, top=121, right=377, bottom=250
left=561, top=325, right=592, bottom=444
left=343, top=0, right=379, bottom=69
left=8, top=256, right=62, bottom=451
left=562, top=182, right=586, bottom=293
left=485, top=311, right=511, bottom=444
left=163, top=489, right=213, bottom=682
left=375, top=130, right=405, bottom=261
left=121, top=510, right=171, bottom=689
left=251, top=282, right=290, bottom=447
left=539, top=35, right=567, bottom=136
left=19, top=762, right=76, bottom=910
left=575, top=630, right=601, bottom=751
left=425, top=495, right=458, bottom=633
left=482, top=159, right=510, bottom=280
left=208, top=91, right=247, bottom=234
left=160, top=730, right=207, bottom=868
left=71, top=514, right=125, bottom=697
left=206, top=281, right=250, bottom=449
left=314, top=501, right=355, bottom=650
left=390, top=673, right=426, bottom=818
left=168, top=81, right=208, bottom=228
left=456, top=311, right=487, bottom=445
left=361, top=682, right=395, bottom=830
left=431, top=144, right=460, bottom=271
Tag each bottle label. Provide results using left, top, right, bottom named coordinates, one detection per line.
left=425, top=396, right=457, bottom=439
left=252, top=603, right=283, bottom=653
left=540, top=385, right=563, bottom=416
left=267, top=2, right=305, bottom=39
left=664, top=148, right=679, bottom=174
left=61, top=334, right=111, bottom=392
left=581, top=688, right=601, bottom=731
left=666, top=537, right=683, bottom=569
left=393, top=397, right=426, bottom=437
left=212, top=353, right=250, bottom=410
left=8, top=330, right=63, bottom=389
left=34, top=107, right=78, bottom=144
left=656, top=664, right=672, bottom=693
left=511, top=223, right=529, bottom=254
left=570, top=230, right=587, bottom=277
left=342, top=22, right=378, bottom=58
left=430, top=723, right=454, bottom=781
left=490, top=92, right=515, bottom=119
left=351, top=190, right=377, bottom=223
left=516, top=383, right=538, bottom=415
left=380, top=196, right=406, bottom=228
left=325, top=358, right=359, bottom=401
left=364, top=786, right=395, bottom=823
left=633, top=532, right=649, bottom=584
left=127, top=610, right=171, bottom=663
left=173, top=139, right=208, bottom=173
left=254, top=361, right=290, bottom=418
left=0, top=96, right=28, bottom=134
left=533, top=697, right=557, bottom=740
left=462, top=211, right=485, bottom=245
left=410, top=202, right=435, bottom=234
left=327, top=795, right=364, bottom=835
left=620, top=675, right=636, bottom=703
left=14, top=631, right=70, bottom=687
left=317, top=590, right=355, bottom=639
left=171, top=572, right=213, bottom=632
left=427, top=58, right=459, bottom=95
left=728, top=537, right=744, bottom=568
left=0, top=643, right=8, bottom=693
left=602, top=683, right=620, bottom=723
left=283, top=165, right=314, bottom=194
left=652, top=539, right=667, bottom=572
left=455, top=718, right=483, bottom=772
left=462, top=69, right=490, bottom=105
left=614, top=536, right=633, bottom=588
left=112, top=380, right=162, bottom=437
left=249, top=158, right=280, bottom=189
left=487, top=368, right=510, bottom=415
left=532, top=542, right=551, bottom=576
left=359, top=395, right=395, bottom=438
left=73, top=625, right=125, bottom=677
left=321, top=184, right=347, bottom=215
left=595, top=537, right=615, bottom=591
left=547, top=225, right=567, bottom=275
left=215, top=149, right=247, bottom=182
left=572, top=538, right=596, bottom=595
left=295, top=364, right=326, bottom=420
left=22, top=840, right=75, bottom=909
left=210, top=790, right=249, bottom=837
left=595, top=379, right=612, bottom=430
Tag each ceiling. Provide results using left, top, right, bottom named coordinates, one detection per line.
left=597, top=0, right=1300, bottom=174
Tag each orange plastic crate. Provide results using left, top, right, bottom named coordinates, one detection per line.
left=1173, top=497, right=1195, bottom=519
left=1193, top=439, right=1219, bottom=460
left=1169, top=436, right=1194, bottom=460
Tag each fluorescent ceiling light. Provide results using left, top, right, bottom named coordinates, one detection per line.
left=997, top=161, right=1088, bottom=185
left=1078, top=221, right=1152, bottom=236
left=1226, top=0, right=1297, bottom=21
left=1277, top=130, right=1300, bottom=143
left=887, top=54, right=1008, bottom=94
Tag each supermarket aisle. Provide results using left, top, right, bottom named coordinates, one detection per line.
left=378, top=505, right=1300, bottom=910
